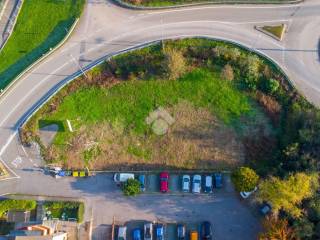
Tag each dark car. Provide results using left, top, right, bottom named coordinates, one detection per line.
left=139, top=175, right=146, bottom=192
left=133, top=228, right=142, bottom=240
left=214, top=173, right=222, bottom=188
left=160, top=172, right=169, bottom=193
left=201, top=221, right=213, bottom=240
left=155, top=224, right=164, bottom=240
left=177, top=224, right=186, bottom=240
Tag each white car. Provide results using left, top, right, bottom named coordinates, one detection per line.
left=113, top=173, right=135, bottom=183
left=144, top=222, right=153, bottom=240
left=117, top=226, right=127, bottom=240
left=192, top=175, right=202, bottom=194
left=240, top=187, right=258, bottom=199
left=182, top=175, right=191, bottom=192
left=204, top=175, right=213, bottom=193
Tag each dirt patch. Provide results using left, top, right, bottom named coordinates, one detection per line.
left=44, top=101, right=245, bottom=170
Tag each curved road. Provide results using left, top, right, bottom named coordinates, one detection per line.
left=0, top=0, right=319, bottom=238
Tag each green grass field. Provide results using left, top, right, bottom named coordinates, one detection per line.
left=123, top=0, right=300, bottom=7
left=41, top=68, right=254, bottom=146
left=0, top=0, right=85, bottom=90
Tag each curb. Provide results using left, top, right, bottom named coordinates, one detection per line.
left=0, top=18, right=79, bottom=99
left=113, top=0, right=304, bottom=10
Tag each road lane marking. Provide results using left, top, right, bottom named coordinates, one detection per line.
left=146, top=4, right=302, bottom=15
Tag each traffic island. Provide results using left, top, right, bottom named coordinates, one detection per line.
left=255, top=24, right=287, bottom=41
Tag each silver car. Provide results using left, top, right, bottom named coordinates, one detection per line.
left=182, top=175, right=191, bottom=192
left=144, top=222, right=153, bottom=240
left=192, top=175, right=201, bottom=193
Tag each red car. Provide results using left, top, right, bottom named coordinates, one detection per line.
left=160, top=172, right=169, bottom=193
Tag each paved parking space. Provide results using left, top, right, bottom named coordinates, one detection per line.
left=139, top=172, right=223, bottom=194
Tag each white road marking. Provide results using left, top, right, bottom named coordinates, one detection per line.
left=146, top=4, right=302, bottom=15
left=0, top=131, right=17, bottom=156
left=11, top=156, right=22, bottom=168
left=21, top=144, right=29, bottom=157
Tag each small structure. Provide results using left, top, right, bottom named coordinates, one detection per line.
left=7, top=211, right=30, bottom=223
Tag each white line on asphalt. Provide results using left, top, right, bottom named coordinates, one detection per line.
left=0, top=131, right=17, bottom=156
left=0, top=59, right=73, bottom=127
left=21, top=144, right=29, bottom=157
left=146, top=4, right=301, bottom=15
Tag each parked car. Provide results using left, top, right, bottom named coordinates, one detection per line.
left=190, top=230, right=198, bottom=240
left=204, top=175, right=213, bottom=193
left=139, top=175, right=146, bottom=192
left=160, top=172, right=169, bottom=193
left=214, top=173, right=223, bottom=188
left=260, top=202, right=272, bottom=215
left=114, top=173, right=135, bottom=183
left=201, top=221, right=213, bottom=240
left=118, top=226, right=127, bottom=240
left=144, top=222, right=153, bottom=240
left=133, top=228, right=142, bottom=240
left=182, top=175, right=191, bottom=192
left=155, top=224, right=164, bottom=240
left=240, top=187, right=257, bottom=199
left=192, top=175, right=201, bottom=193
left=177, top=224, right=186, bottom=240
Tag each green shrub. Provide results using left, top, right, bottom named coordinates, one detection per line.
left=122, top=179, right=141, bottom=196
left=0, top=199, right=37, bottom=217
left=231, top=167, right=259, bottom=192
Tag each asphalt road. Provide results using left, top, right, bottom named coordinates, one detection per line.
left=0, top=0, right=319, bottom=238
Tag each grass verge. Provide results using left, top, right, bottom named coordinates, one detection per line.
left=0, top=0, right=85, bottom=90
left=122, top=0, right=301, bottom=7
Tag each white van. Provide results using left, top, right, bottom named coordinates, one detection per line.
left=113, top=173, right=135, bottom=183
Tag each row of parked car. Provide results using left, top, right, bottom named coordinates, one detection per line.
left=113, top=172, right=223, bottom=194
left=117, top=221, right=213, bottom=240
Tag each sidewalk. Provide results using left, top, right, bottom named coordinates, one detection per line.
left=0, top=0, right=18, bottom=48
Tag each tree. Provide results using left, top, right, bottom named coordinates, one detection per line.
left=243, top=55, right=261, bottom=90
left=122, top=178, right=141, bottom=196
left=307, top=196, right=320, bottom=222
left=257, top=173, right=318, bottom=218
left=293, top=217, right=314, bottom=239
left=259, top=216, right=296, bottom=240
left=221, top=64, right=234, bottom=81
left=231, top=167, right=259, bottom=192
left=164, top=47, right=187, bottom=80
left=265, top=78, right=280, bottom=94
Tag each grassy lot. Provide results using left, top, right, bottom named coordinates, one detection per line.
left=262, top=24, right=286, bottom=39
left=0, top=0, right=85, bottom=90
left=123, top=0, right=301, bottom=7
left=22, top=38, right=302, bottom=172
left=43, top=201, right=84, bottom=223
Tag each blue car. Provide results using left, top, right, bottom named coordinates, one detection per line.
left=139, top=175, right=146, bottom=192
left=133, top=228, right=142, bottom=240
left=214, top=173, right=223, bottom=188
left=156, top=224, right=164, bottom=240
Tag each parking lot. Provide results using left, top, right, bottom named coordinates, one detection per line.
left=115, top=172, right=223, bottom=194
left=114, top=221, right=201, bottom=240
left=78, top=173, right=261, bottom=240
